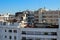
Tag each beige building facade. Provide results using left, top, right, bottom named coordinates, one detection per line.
left=34, top=8, right=60, bottom=25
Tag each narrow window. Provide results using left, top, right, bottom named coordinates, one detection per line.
left=9, top=30, right=12, bottom=33
left=44, top=32, right=48, bottom=35
left=5, top=35, right=7, bottom=38
left=52, top=39, right=57, bottom=40
left=9, top=36, right=12, bottom=39
left=22, top=31, right=26, bottom=34
left=13, top=30, right=17, bottom=33
left=14, top=36, right=16, bottom=40
left=5, top=29, right=7, bottom=32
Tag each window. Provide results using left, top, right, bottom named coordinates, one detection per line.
left=36, top=38, right=40, bottom=40
left=28, top=20, right=31, bottom=22
left=35, top=19, right=39, bottom=21
left=22, top=37, right=26, bottom=40
left=22, top=31, right=26, bottom=34
left=13, top=30, right=17, bottom=33
left=21, top=17, right=23, bottom=20
left=51, top=32, right=57, bottom=35
left=35, top=16, right=39, bottom=18
left=5, top=29, right=7, bottom=32
left=51, top=39, right=57, bottom=40
left=5, top=35, right=7, bottom=38
left=27, top=39, right=32, bottom=40
left=42, top=16, right=46, bottom=18
left=9, top=30, right=12, bottom=33
left=14, top=36, right=16, bottom=40
left=44, top=32, right=48, bottom=35
left=3, top=22, right=6, bottom=25
left=9, top=36, right=12, bottom=39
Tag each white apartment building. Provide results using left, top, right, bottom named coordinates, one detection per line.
left=0, top=13, right=15, bottom=22
left=0, top=22, right=21, bottom=40
left=0, top=18, right=60, bottom=40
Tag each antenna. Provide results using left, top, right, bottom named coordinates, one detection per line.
left=44, top=6, right=46, bottom=9
left=41, top=0, right=46, bottom=9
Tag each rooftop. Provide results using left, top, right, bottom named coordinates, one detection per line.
left=0, top=22, right=20, bottom=28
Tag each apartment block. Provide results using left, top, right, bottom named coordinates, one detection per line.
left=0, top=13, right=15, bottom=22
left=15, top=10, right=34, bottom=28
left=34, top=8, right=60, bottom=25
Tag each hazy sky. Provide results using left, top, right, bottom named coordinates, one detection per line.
left=0, top=0, right=60, bottom=14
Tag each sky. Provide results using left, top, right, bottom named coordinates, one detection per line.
left=0, top=0, right=60, bottom=14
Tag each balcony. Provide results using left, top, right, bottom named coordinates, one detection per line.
left=22, top=31, right=57, bottom=36
left=21, top=28, right=58, bottom=32
left=34, top=23, right=59, bottom=28
left=22, top=35, right=57, bottom=38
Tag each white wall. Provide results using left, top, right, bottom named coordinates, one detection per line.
left=57, top=18, right=60, bottom=40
